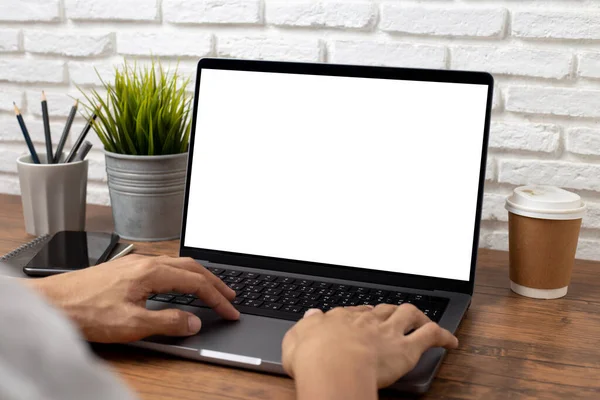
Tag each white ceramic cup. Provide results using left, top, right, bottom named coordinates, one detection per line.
left=17, top=154, right=88, bottom=236
left=505, top=185, right=585, bottom=299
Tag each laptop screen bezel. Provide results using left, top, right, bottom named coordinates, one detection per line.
left=179, top=58, right=493, bottom=296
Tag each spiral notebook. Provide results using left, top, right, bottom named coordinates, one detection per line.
left=0, top=235, right=132, bottom=278
left=0, top=235, right=52, bottom=278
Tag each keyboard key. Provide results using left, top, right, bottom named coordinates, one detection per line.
left=223, top=270, right=242, bottom=277
left=242, top=272, right=261, bottom=279
left=244, top=279, right=261, bottom=286
left=152, top=294, right=175, bottom=302
left=299, top=300, right=318, bottom=308
left=336, top=292, right=354, bottom=299
left=240, top=292, right=261, bottom=300
left=262, top=302, right=283, bottom=310
left=406, top=299, right=427, bottom=309
left=281, top=297, right=299, bottom=305
left=246, top=286, right=264, bottom=293
left=355, top=287, right=370, bottom=294
left=296, top=279, right=313, bottom=287
left=262, top=295, right=281, bottom=303
left=173, top=296, right=193, bottom=305
left=331, top=284, right=351, bottom=292
left=277, top=277, right=295, bottom=284
left=207, top=267, right=224, bottom=275
left=263, top=288, right=282, bottom=296
left=316, top=288, right=335, bottom=296
left=225, top=276, right=244, bottom=283
left=340, top=298, right=359, bottom=306
left=385, top=297, right=405, bottom=305
left=315, top=282, right=331, bottom=289
left=282, top=284, right=298, bottom=291
left=243, top=299, right=263, bottom=307
left=282, top=290, right=301, bottom=298
left=299, top=286, right=316, bottom=293
left=307, top=294, right=321, bottom=301
left=282, top=305, right=304, bottom=313
left=262, top=281, right=280, bottom=289
left=232, top=298, right=245, bottom=305
left=230, top=283, right=246, bottom=291
left=184, top=293, right=197, bottom=298
left=371, top=289, right=389, bottom=296
left=261, top=275, right=277, bottom=282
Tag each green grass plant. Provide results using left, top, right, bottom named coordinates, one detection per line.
left=79, top=59, right=192, bottom=155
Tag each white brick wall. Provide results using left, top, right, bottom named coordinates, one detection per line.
left=381, top=5, right=507, bottom=37
left=164, top=0, right=262, bottom=24
left=267, top=1, right=376, bottom=30
left=24, top=31, right=113, bottom=57
left=2, top=0, right=600, bottom=261
left=331, top=41, right=447, bottom=69
left=65, top=0, right=159, bottom=21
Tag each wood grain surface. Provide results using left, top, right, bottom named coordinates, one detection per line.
left=1, top=194, right=599, bottom=399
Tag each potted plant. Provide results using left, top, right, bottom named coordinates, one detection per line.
left=80, top=60, right=191, bottom=241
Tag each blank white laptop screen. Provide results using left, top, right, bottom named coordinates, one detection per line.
left=184, top=69, right=489, bottom=282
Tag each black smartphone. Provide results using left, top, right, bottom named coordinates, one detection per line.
left=23, top=231, right=120, bottom=277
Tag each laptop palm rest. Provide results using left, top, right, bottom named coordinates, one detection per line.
left=136, top=299, right=446, bottom=392
left=135, top=301, right=294, bottom=373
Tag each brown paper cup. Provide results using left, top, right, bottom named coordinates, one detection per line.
left=506, top=185, right=585, bottom=299
left=508, top=212, right=581, bottom=299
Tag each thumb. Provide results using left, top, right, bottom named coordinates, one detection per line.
left=136, top=308, right=202, bottom=337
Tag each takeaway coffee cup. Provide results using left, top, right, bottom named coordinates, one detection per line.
left=505, top=185, right=586, bottom=299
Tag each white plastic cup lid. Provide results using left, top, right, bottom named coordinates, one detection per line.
left=505, top=185, right=586, bottom=220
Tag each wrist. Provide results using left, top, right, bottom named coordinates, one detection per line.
left=292, top=345, right=378, bottom=400
left=23, top=277, right=64, bottom=309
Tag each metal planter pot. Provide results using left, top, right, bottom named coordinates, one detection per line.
left=104, top=151, right=187, bottom=241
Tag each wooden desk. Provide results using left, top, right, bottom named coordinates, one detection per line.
left=1, top=193, right=599, bottom=399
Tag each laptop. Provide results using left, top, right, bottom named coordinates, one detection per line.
left=137, top=58, right=493, bottom=393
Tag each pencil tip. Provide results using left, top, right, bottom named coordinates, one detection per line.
left=13, top=102, right=20, bottom=114
left=41, top=91, right=46, bottom=101
left=75, top=99, right=79, bottom=106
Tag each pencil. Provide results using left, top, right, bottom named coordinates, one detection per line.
left=53, top=99, right=78, bottom=163
left=73, top=140, right=93, bottom=162
left=13, top=103, right=40, bottom=164
left=41, top=91, right=53, bottom=163
left=64, top=113, right=97, bottom=163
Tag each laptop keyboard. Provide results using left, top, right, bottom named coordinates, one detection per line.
left=149, top=267, right=449, bottom=323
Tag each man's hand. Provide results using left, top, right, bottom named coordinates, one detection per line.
left=282, top=304, right=458, bottom=400
left=24, top=254, right=240, bottom=343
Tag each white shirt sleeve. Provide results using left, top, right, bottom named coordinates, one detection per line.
left=0, top=278, right=137, bottom=400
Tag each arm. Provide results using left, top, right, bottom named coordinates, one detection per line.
left=294, top=349, right=377, bottom=400
left=22, top=254, right=240, bottom=343
left=0, top=279, right=136, bottom=400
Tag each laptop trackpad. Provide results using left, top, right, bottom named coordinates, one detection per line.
left=143, top=302, right=295, bottom=365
